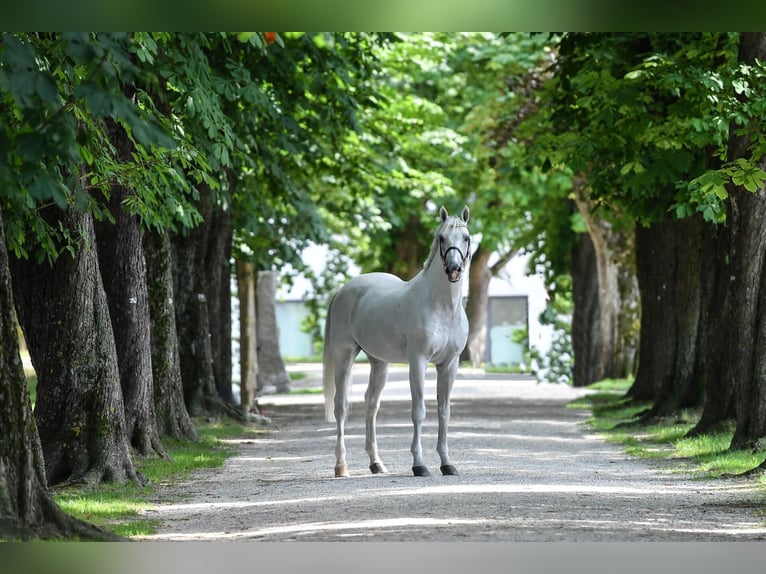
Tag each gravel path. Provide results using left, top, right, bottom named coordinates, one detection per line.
left=141, top=365, right=766, bottom=541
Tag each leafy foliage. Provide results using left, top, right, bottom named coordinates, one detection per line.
left=0, top=33, right=205, bottom=262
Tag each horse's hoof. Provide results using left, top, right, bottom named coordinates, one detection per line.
left=440, top=464, right=459, bottom=476
left=412, top=465, right=431, bottom=477
left=370, top=462, right=388, bottom=474
left=334, top=464, right=349, bottom=478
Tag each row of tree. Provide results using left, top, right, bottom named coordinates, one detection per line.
left=0, top=32, right=385, bottom=539
left=542, top=33, right=766, bottom=457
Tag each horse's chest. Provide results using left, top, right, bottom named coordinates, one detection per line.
left=417, top=313, right=467, bottom=357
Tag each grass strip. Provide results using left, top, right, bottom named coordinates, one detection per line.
left=53, top=419, right=269, bottom=538
left=569, top=378, right=766, bottom=486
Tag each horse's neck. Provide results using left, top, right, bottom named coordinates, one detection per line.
left=411, top=259, right=464, bottom=312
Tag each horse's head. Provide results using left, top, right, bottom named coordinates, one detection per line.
left=438, top=205, right=471, bottom=283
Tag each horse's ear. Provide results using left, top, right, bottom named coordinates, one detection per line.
left=439, top=206, right=448, bottom=222
left=461, top=205, right=470, bottom=223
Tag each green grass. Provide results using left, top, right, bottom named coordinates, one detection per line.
left=52, top=418, right=268, bottom=538
left=289, top=386, right=323, bottom=395
left=283, top=355, right=323, bottom=363
left=570, top=378, right=766, bottom=486
left=484, top=364, right=529, bottom=374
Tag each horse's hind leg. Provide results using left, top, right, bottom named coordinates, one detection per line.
left=365, top=357, right=389, bottom=474
left=436, top=357, right=459, bottom=476
left=334, top=347, right=358, bottom=477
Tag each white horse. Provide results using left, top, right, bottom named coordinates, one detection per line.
left=323, top=205, right=471, bottom=477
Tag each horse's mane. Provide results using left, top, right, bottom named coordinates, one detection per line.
left=423, top=215, right=468, bottom=271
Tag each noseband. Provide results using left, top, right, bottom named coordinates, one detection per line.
left=440, top=236, right=471, bottom=275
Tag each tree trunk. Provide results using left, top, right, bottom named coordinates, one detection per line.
left=0, top=208, right=120, bottom=540
left=629, top=216, right=707, bottom=416
left=726, top=186, right=766, bottom=451
left=172, top=187, right=242, bottom=419
left=615, top=233, right=640, bottom=380
left=205, top=207, right=234, bottom=404
left=726, top=30, right=766, bottom=453
left=391, top=214, right=428, bottom=280
left=143, top=228, right=198, bottom=441
left=172, top=195, right=218, bottom=415
left=9, top=207, right=138, bottom=485
left=236, top=260, right=258, bottom=410
left=95, top=119, right=166, bottom=458
left=460, top=244, right=491, bottom=367
left=573, top=181, right=638, bottom=386
left=570, top=232, right=601, bottom=387
left=256, top=270, right=291, bottom=393
left=688, top=222, right=734, bottom=436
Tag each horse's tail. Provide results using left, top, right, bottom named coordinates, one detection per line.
left=322, top=293, right=337, bottom=422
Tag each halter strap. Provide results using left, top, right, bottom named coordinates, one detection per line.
left=440, top=237, right=471, bottom=272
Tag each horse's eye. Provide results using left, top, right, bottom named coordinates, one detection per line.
left=463, top=235, right=469, bottom=242
left=439, top=235, right=445, bottom=242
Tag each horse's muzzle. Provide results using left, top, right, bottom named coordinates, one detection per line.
left=442, top=245, right=467, bottom=283
left=445, top=264, right=462, bottom=283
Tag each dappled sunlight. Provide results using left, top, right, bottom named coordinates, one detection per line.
left=141, top=517, right=489, bottom=541
left=454, top=431, right=591, bottom=444
left=142, top=484, right=766, bottom=540
left=147, top=392, right=766, bottom=541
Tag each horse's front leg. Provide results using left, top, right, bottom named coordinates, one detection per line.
left=409, top=356, right=430, bottom=476
left=365, top=358, right=389, bottom=474
left=436, top=357, right=459, bottom=475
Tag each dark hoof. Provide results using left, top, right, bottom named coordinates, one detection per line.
left=440, top=465, right=459, bottom=476
left=412, top=465, right=431, bottom=477
left=370, top=462, right=388, bottom=474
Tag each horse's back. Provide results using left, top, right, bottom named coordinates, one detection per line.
left=328, top=272, right=411, bottom=361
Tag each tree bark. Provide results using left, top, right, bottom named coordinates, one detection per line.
left=205, top=207, right=234, bottom=404
left=172, top=187, right=242, bottom=419
left=143, top=228, right=198, bottom=441
left=172, top=196, right=218, bottom=415
left=461, top=244, right=491, bottom=367
left=629, top=215, right=707, bottom=416
left=9, top=207, right=138, bottom=485
left=391, top=214, right=429, bottom=280
left=236, top=260, right=258, bottom=410
left=570, top=232, right=601, bottom=387
left=0, top=208, right=121, bottom=540
left=95, top=119, right=166, bottom=458
left=688, top=222, right=734, bottom=436
left=573, top=180, right=638, bottom=387
left=726, top=30, right=766, bottom=452
left=256, top=270, right=291, bottom=393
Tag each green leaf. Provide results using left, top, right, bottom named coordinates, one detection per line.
left=713, top=185, right=728, bottom=200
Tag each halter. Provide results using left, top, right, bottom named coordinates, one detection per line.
left=439, top=234, right=471, bottom=275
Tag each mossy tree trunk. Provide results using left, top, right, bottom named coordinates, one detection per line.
left=9, top=207, right=138, bottom=486
left=630, top=215, right=708, bottom=417
left=570, top=232, right=601, bottom=387
left=143, top=228, right=198, bottom=441
left=725, top=32, right=766, bottom=452
left=205, top=206, right=234, bottom=404
left=172, top=186, right=242, bottom=419
left=0, top=208, right=121, bottom=540
left=95, top=118, right=166, bottom=459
